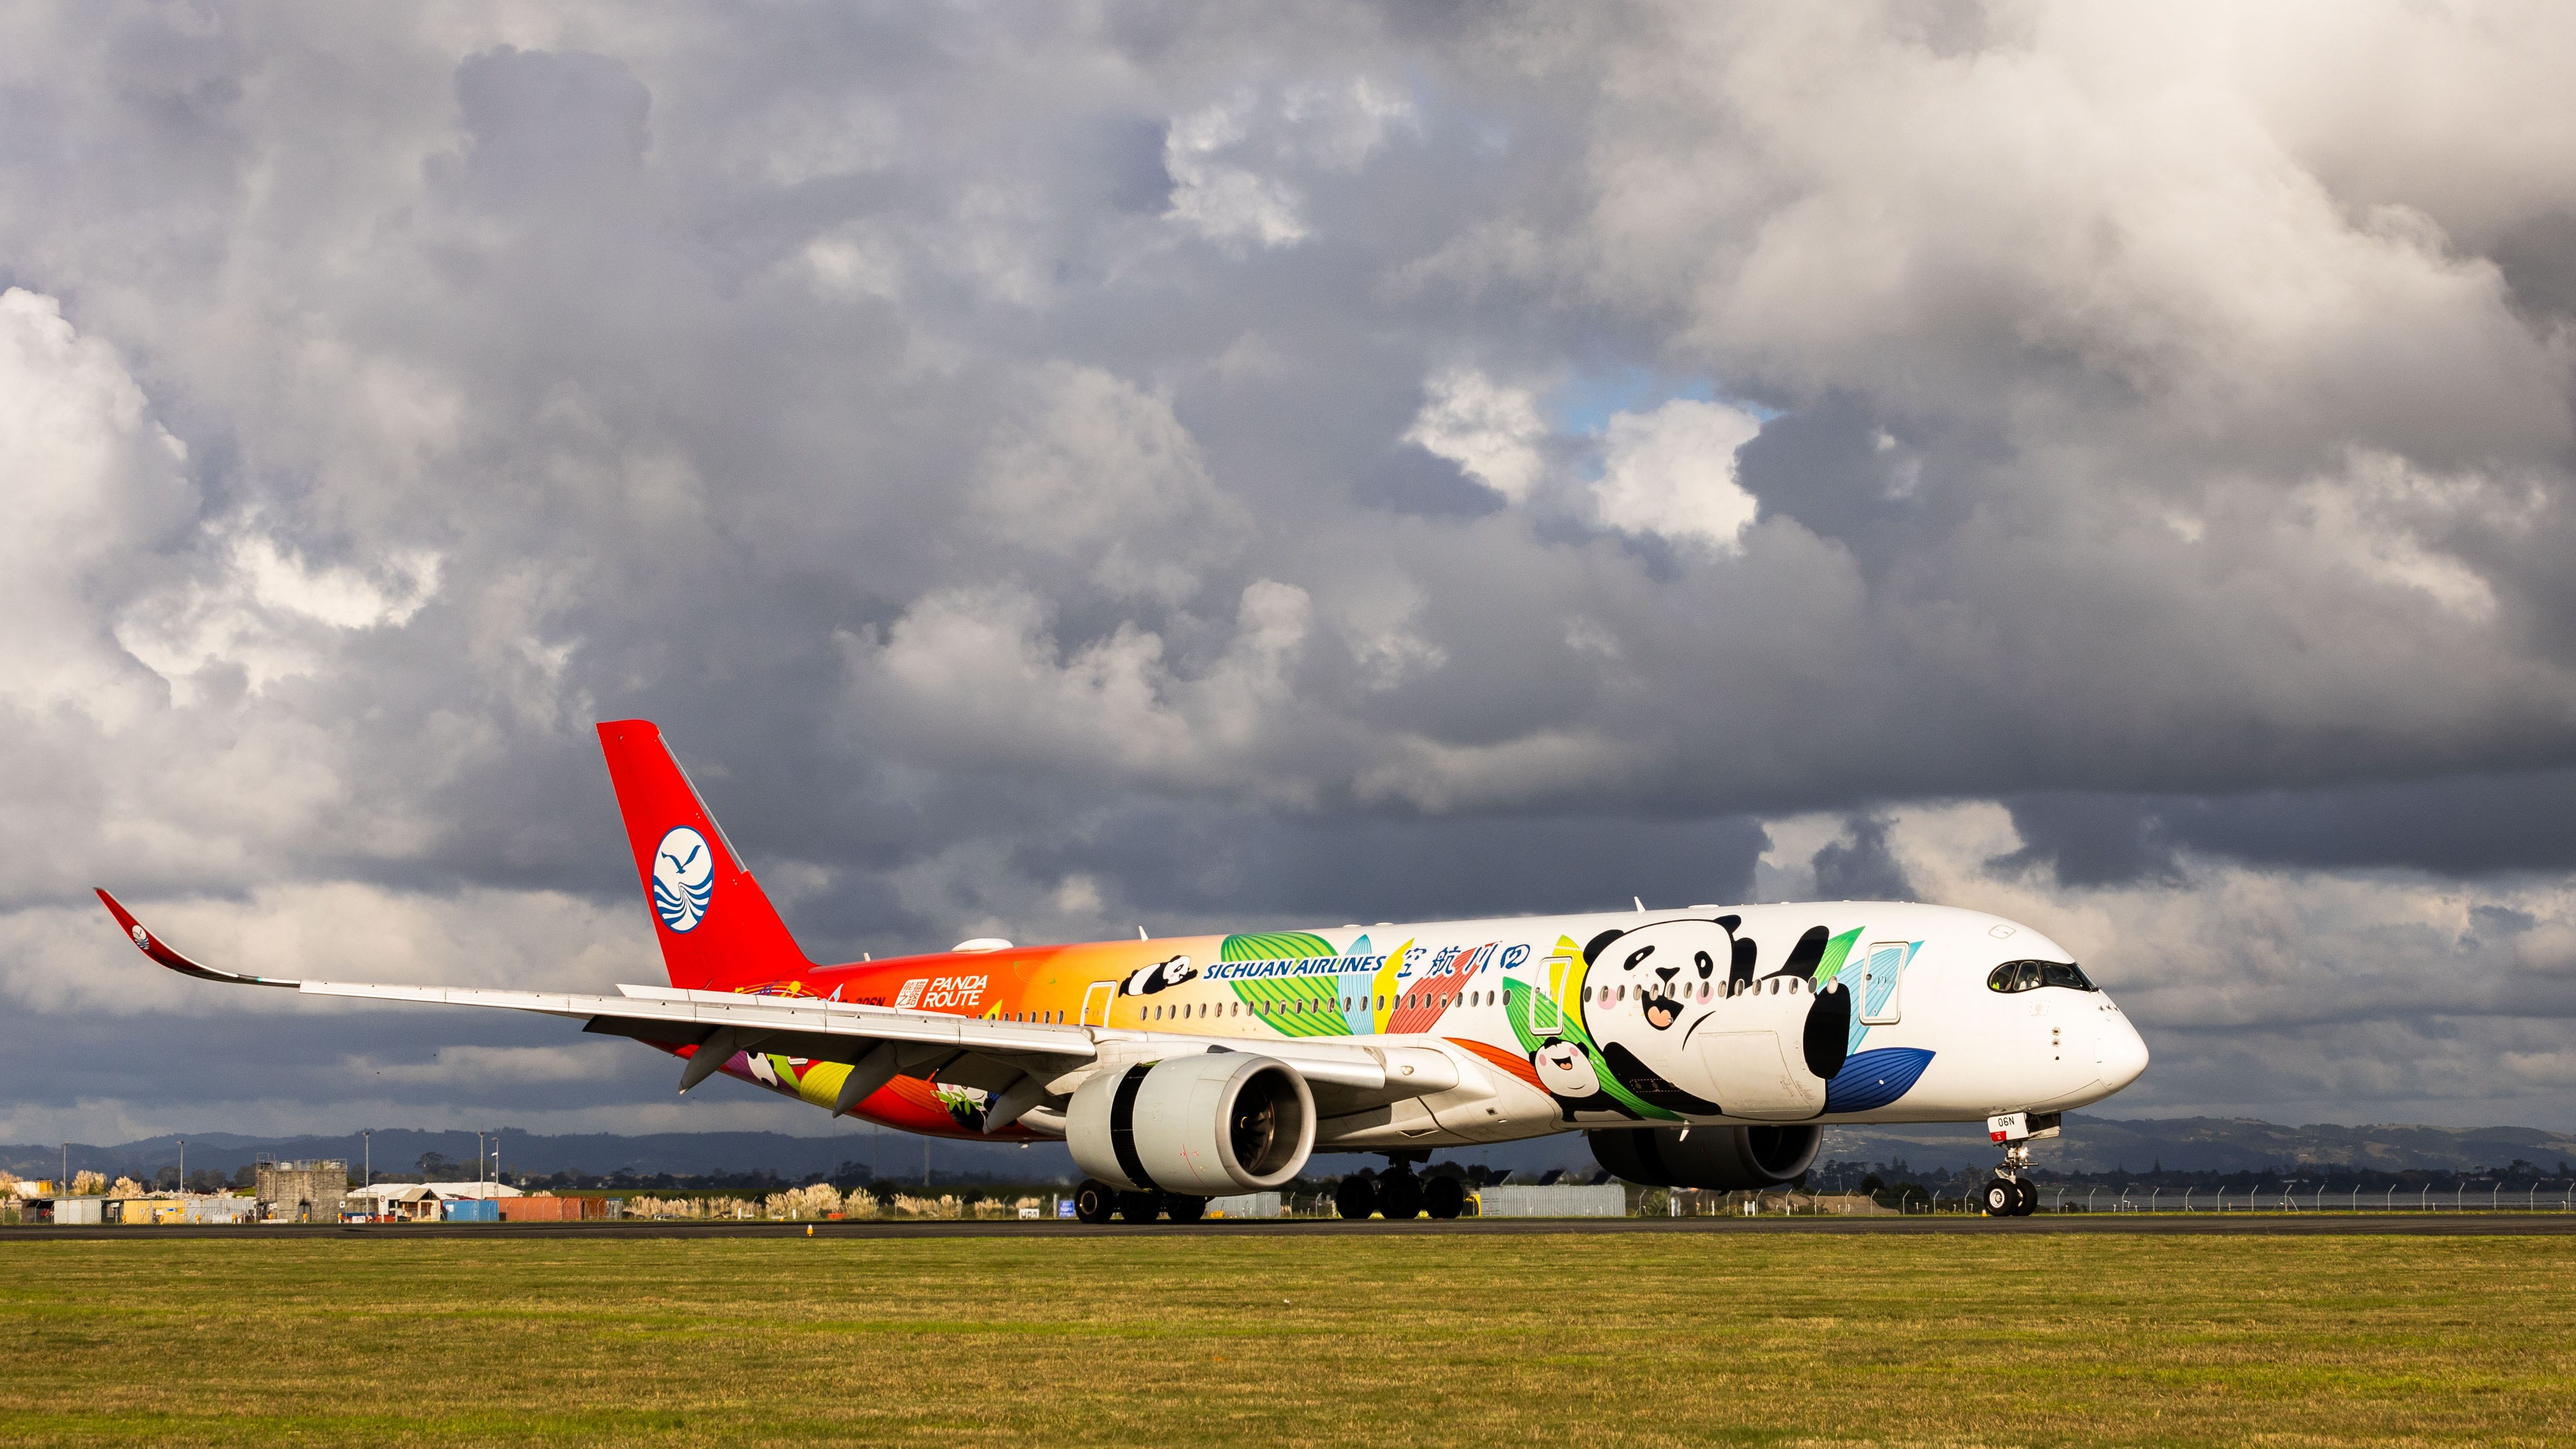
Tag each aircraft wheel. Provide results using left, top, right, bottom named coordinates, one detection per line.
left=1980, top=1178, right=2018, bottom=1216
left=1378, top=1171, right=1425, bottom=1221
left=1334, top=1175, right=1378, bottom=1220
left=1117, top=1189, right=1164, bottom=1223
left=1424, top=1175, right=1466, bottom=1220
left=2012, top=1179, right=2041, bottom=1216
left=1073, top=1179, right=1119, bottom=1224
left=1164, top=1194, right=1207, bottom=1223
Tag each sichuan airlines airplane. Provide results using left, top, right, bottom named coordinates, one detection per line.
left=99, top=720, right=2148, bottom=1222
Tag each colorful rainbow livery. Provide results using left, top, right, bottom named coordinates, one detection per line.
left=98, top=720, right=2149, bottom=1222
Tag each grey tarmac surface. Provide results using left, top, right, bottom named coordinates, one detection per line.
left=8, top=1213, right=2575, bottom=1242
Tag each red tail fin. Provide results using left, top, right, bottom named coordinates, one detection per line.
left=595, top=720, right=812, bottom=991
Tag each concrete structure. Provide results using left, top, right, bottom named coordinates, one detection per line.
left=254, top=1160, right=348, bottom=1223
left=1473, top=1184, right=1629, bottom=1218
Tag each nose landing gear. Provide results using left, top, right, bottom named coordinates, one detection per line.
left=1981, top=1142, right=2042, bottom=1217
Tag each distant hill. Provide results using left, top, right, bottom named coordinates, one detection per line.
left=8, top=1114, right=2573, bottom=1187
left=0, top=1127, right=1065, bottom=1186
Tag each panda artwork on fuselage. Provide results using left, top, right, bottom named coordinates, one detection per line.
left=1120, top=954, right=1197, bottom=996
left=1577, top=916, right=1852, bottom=1120
left=1531, top=1035, right=1635, bottom=1121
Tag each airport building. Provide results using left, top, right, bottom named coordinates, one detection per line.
left=254, top=1159, right=348, bottom=1223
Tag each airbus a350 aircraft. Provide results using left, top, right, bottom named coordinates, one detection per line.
left=99, top=720, right=2148, bottom=1222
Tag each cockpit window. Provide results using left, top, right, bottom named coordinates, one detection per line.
left=1988, top=959, right=2098, bottom=993
left=2040, top=960, right=2095, bottom=991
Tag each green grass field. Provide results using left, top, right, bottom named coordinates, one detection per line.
left=3, top=1232, right=2570, bottom=1446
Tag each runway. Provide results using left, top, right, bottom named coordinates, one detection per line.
left=11, top=1212, right=2575, bottom=1242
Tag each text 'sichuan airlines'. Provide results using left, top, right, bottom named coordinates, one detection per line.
left=99, top=721, right=2149, bottom=1221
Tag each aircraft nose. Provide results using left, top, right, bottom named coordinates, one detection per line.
left=2098, top=1013, right=2150, bottom=1091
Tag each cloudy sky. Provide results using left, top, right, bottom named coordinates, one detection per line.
left=6, top=1, right=2576, bottom=1147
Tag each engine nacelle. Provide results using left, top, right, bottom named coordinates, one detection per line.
left=1586, top=1124, right=1821, bottom=1190
left=1067, top=1053, right=1316, bottom=1196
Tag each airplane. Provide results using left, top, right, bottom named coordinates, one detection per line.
left=97, top=719, right=2149, bottom=1223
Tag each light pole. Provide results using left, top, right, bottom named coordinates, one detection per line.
left=362, top=1130, right=372, bottom=1188
left=178, top=1139, right=185, bottom=1194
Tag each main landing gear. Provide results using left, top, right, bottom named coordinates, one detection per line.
left=1072, top=1180, right=1209, bottom=1224
left=1333, top=1163, right=1466, bottom=1220
left=1981, top=1142, right=2042, bottom=1217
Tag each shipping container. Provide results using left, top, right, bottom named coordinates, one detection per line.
left=497, top=1195, right=600, bottom=1221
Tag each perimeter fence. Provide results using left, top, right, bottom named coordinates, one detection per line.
left=1919, top=1182, right=2576, bottom=1214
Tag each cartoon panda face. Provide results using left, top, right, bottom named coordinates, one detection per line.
left=1588, top=918, right=1735, bottom=1033
left=1532, top=1036, right=1601, bottom=1099
left=1573, top=917, right=1752, bottom=1116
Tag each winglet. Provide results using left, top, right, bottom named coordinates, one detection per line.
left=94, top=889, right=300, bottom=988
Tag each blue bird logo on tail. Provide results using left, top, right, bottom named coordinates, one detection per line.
left=651, top=826, right=715, bottom=933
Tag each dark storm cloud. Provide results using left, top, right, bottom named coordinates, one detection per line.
left=6, top=2, right=2576, bottom=1138
left=2000, top=769, right=2576, bottom=889
left=1809, top=816, right=1916, bottom=903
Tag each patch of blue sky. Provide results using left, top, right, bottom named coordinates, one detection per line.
left=1548, top=367, right=1777, bottom=437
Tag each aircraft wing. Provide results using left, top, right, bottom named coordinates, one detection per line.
left=94, top=888, right=1449, bottom=1128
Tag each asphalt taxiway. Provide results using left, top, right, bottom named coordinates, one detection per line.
left=10, top=1213, right=2575, bottom=1242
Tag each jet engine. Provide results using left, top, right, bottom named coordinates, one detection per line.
left=1066, top=1053, right=1316, bottom=1196
left=1585, top=1124, right=1820, bottom=1190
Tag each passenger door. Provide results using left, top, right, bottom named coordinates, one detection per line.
left=1080, top=981, right=1117, bottom=1027
left=1534, top=954, right=1570, bottom=1034
left=1858, top=941, right=1909, bottom=1025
